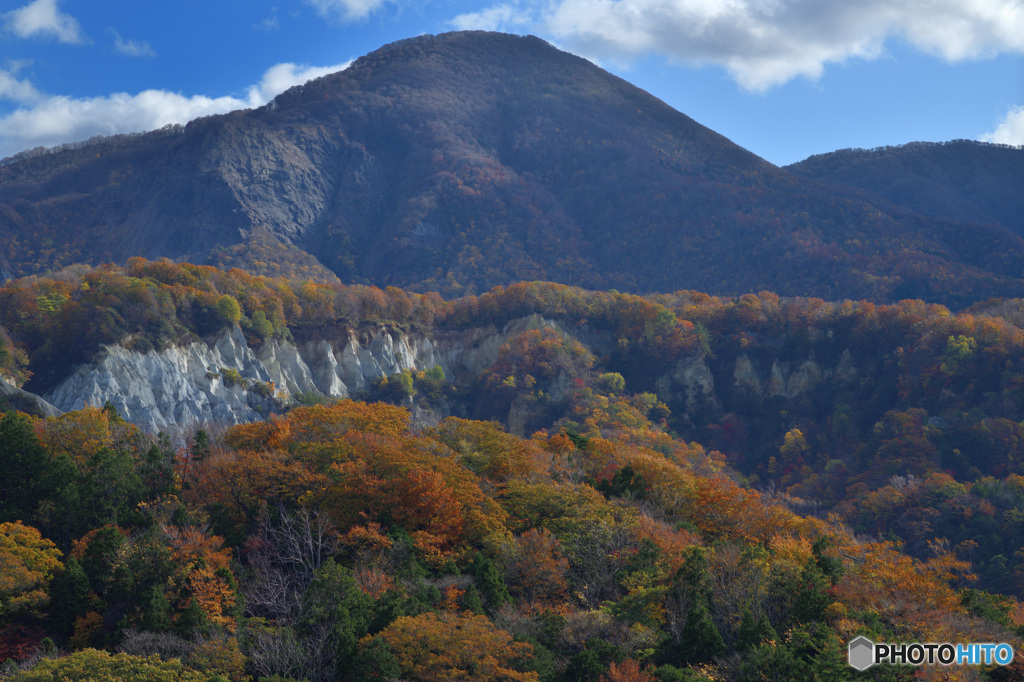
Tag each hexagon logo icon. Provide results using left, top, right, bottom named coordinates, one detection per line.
left=848, top=636, right=875, bottom=671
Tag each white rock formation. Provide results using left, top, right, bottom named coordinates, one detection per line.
left=42, top=316, right=560, bottom=433
left=39, top=315, right=860, bottom=435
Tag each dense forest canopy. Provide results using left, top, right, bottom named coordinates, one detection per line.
left=3, top=259, right=1024, bottom=678
left=0, top=397, right=1019, bottom=680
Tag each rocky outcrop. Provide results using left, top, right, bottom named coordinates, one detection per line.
left=42, top=315, right=567, bottom=434
left=733, top=355, right=761, bottom=395
left=45, top=327, right=277, bottom=432
left=431, top=314, right=567, bottom=378
left=657, top=354, right=718, bottom=413
left=38, top=314, right=862, bottom=435
left=0, top=377, right=61, bottom=418
left=43, top=325, right=439, bottom=433
left=731, top=351, right=856, bottom=400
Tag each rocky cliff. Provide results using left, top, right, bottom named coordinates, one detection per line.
left=0, top=376, right=61, bottom=418
left=38, top=314, right=860, bottom=436
left=41, top=315, right=570, bottom=433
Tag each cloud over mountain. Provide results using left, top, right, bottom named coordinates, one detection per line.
left=540, top=0, right=1024, bottom=90
left=305, top=0, right=390, bottom=21
left=984, top=106, right=1024, bottom=146
left=448, top=0, right=1024, bottom=91
left=0, top=60, right=350, bottom=159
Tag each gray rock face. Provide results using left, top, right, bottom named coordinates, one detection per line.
left=657, top=354, right=718, bottom=412
left=731, top=351, right=856, bottom=400
left=45, top=329, right=266, bottom=432
left=0, top=377, right=61, bottom=418
left=41, top=316, right=562, bottom=434
left=38, top=315, right=862, bottom=435
left=733, top=355, right=761, bottom=395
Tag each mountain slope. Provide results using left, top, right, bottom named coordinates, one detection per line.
left=786, top=140, right=1024, bottom=238
left=2, top=32, right=1023, bottom=304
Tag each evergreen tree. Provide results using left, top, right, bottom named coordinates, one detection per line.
left=564, top=638, right=624, bottom=681
left=672, top=547, right=725, bottom=665
left=85, top=448, right=145, bottom=529
left=791, top=559, right=832, bottom=624
left=462, top=583, right=485, bottom=614
left=174, top=597, right=210, bottom=636
left=302, top=559, right=373, bottom=667
left=681, top=599, right=725, bottom=663
left=350, top=636, right=400, bottom=682
left=138, top=585, right=172, bottom=632
left=47, top=557, right=91, bottom=636
left=191, top=429, right=210, bottom=462
left=140, top=434, right=176, bottom=499
left=81, top=526, right=127, bottom=597
left=735, top=604, right=777, bottom=652
left=0, top=412, right=47, bottom=523
left=471, top=551, right=510, bottom=611
left=811, top=537, right=844, bottom=584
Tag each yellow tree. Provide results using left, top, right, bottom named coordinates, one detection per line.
left=38, top=406, right=142, bottom=468
left=0, top=521, right=63, bottom=617
left=369, top=611, right=539, bottom=681
left=9, top=649, right=211, bottom=681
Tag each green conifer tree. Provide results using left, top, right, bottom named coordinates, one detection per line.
left=471, top=551, right=510, bottom=611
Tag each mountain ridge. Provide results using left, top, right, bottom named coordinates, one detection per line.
left=786, top=139, right=1024, bottom=238
left=1, top=31, right=1023, bottom=304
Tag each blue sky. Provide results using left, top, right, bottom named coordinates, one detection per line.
left=1, top=0, right=1021, bottom=165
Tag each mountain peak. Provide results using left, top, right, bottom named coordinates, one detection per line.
left=1, top=33, right=1022, bottom=304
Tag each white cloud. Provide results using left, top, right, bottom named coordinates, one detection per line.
left=0, top=60, right=351, bottom=159
left=982, top=106, right=1024, bottom=146
left=257, top=8, right=281, bottom=32
left=0, top=91, right=252, bottom=156
left=531, top=0, right=1024, bottom=91
left=245, top=61, right=351, bottom=105
left=0, top=66, right=42, bottom=104
left=451, top=3, right=534, bottom=32
left=305, top=0, right=389, bottom=21
left=3, top=0, right=86, bottom=44
left=110, top=30, right=156, bottom=58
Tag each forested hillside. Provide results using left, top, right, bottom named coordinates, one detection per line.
left=787, top=141, right=1024, bottom=238
left=4, top=260, right=1024, bottom=678
left=1, top=399, right=1020, bottom=680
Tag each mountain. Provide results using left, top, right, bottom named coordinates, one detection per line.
left=2, top=31, right=1024, bottom=304
left=786, top=140, right=1024, bottom=238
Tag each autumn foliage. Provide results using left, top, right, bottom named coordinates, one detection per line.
left=5, top=266, right=1024, bottom=677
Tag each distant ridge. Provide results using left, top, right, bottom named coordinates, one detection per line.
left=0, top=124, right=186, bottom=167
left=1, top=31, right=1023, bottom=305
left=799, top=139, right=1021, bottom=161
left=787, top=140, right=1024, bottom=239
